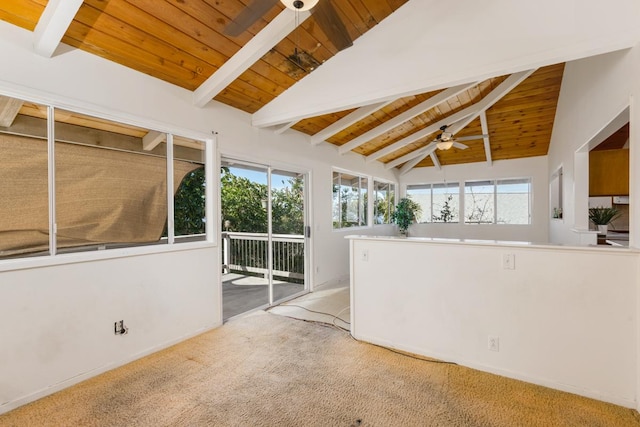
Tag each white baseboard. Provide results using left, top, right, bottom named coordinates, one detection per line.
left=0, top=321, right=222, bottom=415
left=353, top=332, right=636, bottom=410
left=313, top=274, right=350, bottom=291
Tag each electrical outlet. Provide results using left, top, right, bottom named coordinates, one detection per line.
left=488, top=336, right=500, bottom=352
left=114, top=320, right=128, bottom=335
left=503, top=253, right=515, bottom=270
left=361, top=249, right=369, bottom=262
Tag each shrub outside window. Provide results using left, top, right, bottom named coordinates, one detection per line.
left=465, top=180, right=495, bottom=224
left=464, top=178, right=531, bottom=224
left=432, top=183, right=460, bottom=223
left=406, top=182, right=460, bottom=223
left=373, top=180, right=395, bottom=225
left=405, top=184, right=431, bottom=223
left=332, top=171, right=368, bottom=229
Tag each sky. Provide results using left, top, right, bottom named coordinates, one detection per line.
left=225, top=166, right=295, bottom=190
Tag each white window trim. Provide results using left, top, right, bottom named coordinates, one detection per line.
left=406, top=177, right=532, bottom=226
left=0, top=95, right=216, bottom=270
left=372, top=178, right=397, bottom=226
left=406, top=181, right=462, bottom=224
left=332, top=169, right=368, bottom=230
left=463, top=177, right=533, bottom=225
left=331, top=168, right=398, bottom=231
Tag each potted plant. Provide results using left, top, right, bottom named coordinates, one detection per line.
left=392, top=198, right=422, bottom=236
left=588, top=206, right=620, bottom=234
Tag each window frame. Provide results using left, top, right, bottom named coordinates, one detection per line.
left=463, top=177, right=532, bottom=225
left=373, top=178, right=396, bottom=226
left=464, top=180, right=496, bottom=224
left=406, top=182, right=461, bottom=224
left=332, top=169, right=369, bottom=230
left=495, top=177, right=532, bottom=225
left=0, top=93, right=215, bottom=269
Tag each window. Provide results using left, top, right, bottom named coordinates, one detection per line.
left=405, top=184, right=431, bottom=223
left=373, top=180, right=395, bottom=225
left=496, top=179, right=531, bottom=224
left=0, top=95, right=211, bottom=261
left=464, top=178, right=531, bottom=224
left=432, top=183, right=460, bottom=223
left=0, top=99, right=50, bottom=259
left=406, top=182, right=460, bottom=223
left=54, top=108, right=171, bottom=253
left=173, top=136, right=207, bottom=242
left=465, top=181, right=495, bottom=224
left=332, top=171, right=367, bottom=229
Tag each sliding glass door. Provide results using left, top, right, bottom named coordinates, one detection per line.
left=221, top=159, right=307, bottom=320
left=270, top=168, right=306, bottom=303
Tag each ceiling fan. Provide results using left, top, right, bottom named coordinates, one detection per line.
left=426, top=126, right=487, bottom=153
left=225, top=0, right=353, bottom=52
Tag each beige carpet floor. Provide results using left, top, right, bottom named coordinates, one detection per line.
left=1, top=311, right=639, bottom=427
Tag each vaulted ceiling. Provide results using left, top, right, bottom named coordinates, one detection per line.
left=0, top=0, right=565, bottom=172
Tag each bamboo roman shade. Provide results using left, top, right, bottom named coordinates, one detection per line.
left=0, top=134, right=199, bottom=257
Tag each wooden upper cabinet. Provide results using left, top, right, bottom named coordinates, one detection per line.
left=589, top=149, right=629, bottom=196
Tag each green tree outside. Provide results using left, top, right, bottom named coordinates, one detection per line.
left=172, top=167, right=305, bottom=235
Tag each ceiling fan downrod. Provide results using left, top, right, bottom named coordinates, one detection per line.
left=281, top=0, right=319, bottom=12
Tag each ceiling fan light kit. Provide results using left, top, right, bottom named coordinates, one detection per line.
left=281, top=0, right=320, bottom=11
left=436, top=140, right=454, bottom=151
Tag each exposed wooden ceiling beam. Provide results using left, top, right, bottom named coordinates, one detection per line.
left=446, top=70, right=536, bottom=136
left=381, top=69, right=536, bottom=169
left=338, top=82, right=476, bottom=155
left=430, top=152, right=441, bottom=170
left=194, top=9, right=310, bottom=108
left=0, top=96, right=24, bottom=128
left=273, top=121, right=297, bottom=134
left=480, top=111, right=492, bottom=166
left=399, top=156, right=424, bottom=175
left=310, top=100, right=392, bottom=146
left=33, top=0, right=83, bottom=57
left=368, top=108, right=475, bottom=164
left=385, top=143, right=436, bottom=170
left=399, top=150, right=439, bottom=175
left=143, top=130, right=166, bottom=151
left=1, top=115, right=203, bottom=162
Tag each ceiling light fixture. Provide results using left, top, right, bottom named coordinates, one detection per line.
left=436, top=140, right=454, bottom=150
left=281, top=0, right=319, bottom=11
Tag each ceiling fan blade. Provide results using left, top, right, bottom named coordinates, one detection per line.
left=455, top=134, right=488, bottom=142
left=312, top=0, right=353, bottom=52
left=224, top=0, right=281, bottom=37
left=452, top=142, right=469, bottom=150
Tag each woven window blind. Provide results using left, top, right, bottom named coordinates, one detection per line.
left=0, top=134, right=199, bottom=257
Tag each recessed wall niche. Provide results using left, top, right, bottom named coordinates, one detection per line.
left=550, top=167, right=563, bottom=219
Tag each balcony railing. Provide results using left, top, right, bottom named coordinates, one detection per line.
left=222, top=232, right=305, bottom=280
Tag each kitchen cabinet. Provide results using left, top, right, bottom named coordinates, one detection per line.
left=589, top=149, right=629, bottom=196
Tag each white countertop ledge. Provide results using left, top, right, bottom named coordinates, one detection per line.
left=345, top=235, right=638, bottom=254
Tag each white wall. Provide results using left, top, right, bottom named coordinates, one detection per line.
left=207, top=103, right=399, bottom=287
left=0, top=19, right=399, bottom=413
left=350, top=237, right=639, bottom=408
left=0, top=247, right=219, bottom=413
left=547, top=48, right=640, bottom=246
left=400, top=156, right=549, bottom=243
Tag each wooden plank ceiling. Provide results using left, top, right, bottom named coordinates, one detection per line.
left=0, top=0, right=564, bottom=170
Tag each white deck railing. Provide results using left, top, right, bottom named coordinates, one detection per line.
left=222, top=232, right=305, bottom=280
